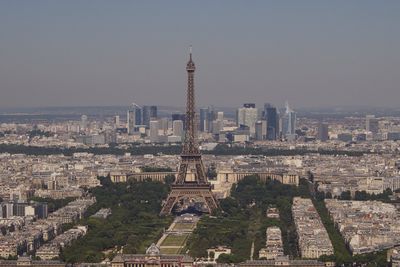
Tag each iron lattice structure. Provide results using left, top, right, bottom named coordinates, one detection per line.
left=160, top=49, right=218, bottom=216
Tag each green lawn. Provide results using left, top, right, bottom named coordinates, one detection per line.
left=161, top=234, right=189, bottom=247
left=172, top=223, right=196, bottom=231
left=160, top=247, right=182, bottom=254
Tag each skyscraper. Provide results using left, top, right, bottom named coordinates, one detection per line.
left=114, top=115, right=120, bottom=128
left=255, top=120, right=267, bottom=141
left=264, top=104, right=278, bottom=140
left=366, top=115, right=379, bottom=135
left=243, top=103, right=256, bottom=108
left=142, top=106, right=150, bottom=127
left=150, top=106, right=157, bottom=119
left=207, top=106, right=217, bottom=133
left=127, top=103, right=142, bottom=134
left=237, top=103, right=258, bottom=135
left=199, top=107, right=209, bottom=132
left=172, top=113, right=186, bottom=130
left=317, top=123, right=329, bottom=141
left=211, top=120, right=223, bottom=135
left=159, top=117, right=169, bottom=135
left=172, top=120, right=184, bottom=139
left=80, top=115, right=88, bottom=131
left=142, top=105, right=158, bottom=127
left=217, top=111, right=224, bottom=121
left=149, top=120, right=159, bottom=143
left=281, top=101, right=297, bottom=139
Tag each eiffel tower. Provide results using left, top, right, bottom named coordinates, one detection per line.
left=160, top=48, right=218, bottom=216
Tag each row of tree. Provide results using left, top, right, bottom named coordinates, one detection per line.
left=185, top=176, right=311, bottom=263
left=61, top=177, right=172, bottom=263
left=0, top=143, right=368, bottom=157
left=140, top=166, right=173, bottom=172
left=306, top=176, right=390, bottom=266
left=28, top=196, right=76, bottom=213
left=315, top=188, right=393, bottom=202
left=313, top=197, right=388, bottom=266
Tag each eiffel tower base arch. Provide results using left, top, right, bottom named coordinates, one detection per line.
left=160, top=184, right=218, bottom=216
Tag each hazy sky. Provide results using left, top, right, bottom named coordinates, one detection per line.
left=0, top=1, right=399, bottom=109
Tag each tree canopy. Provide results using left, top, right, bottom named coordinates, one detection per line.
left=61, top=177, right=172, bottom=263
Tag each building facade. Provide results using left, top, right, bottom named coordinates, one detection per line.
left=111, top=244, right=193, bottom=267
left=264, top=104, right=278, bottom=140
left=237, top=104, right=258, bottom=136
left=127, top=103, right=142, bottom=134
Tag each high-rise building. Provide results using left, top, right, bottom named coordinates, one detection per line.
left=217, top=111, right=224, bottom=121
left=172, top=120, right=184, bottom=139
left=366, top=115, right=379, bottom=134
left=172, top=113, right=186, bottom=130
left=207, top=106, right=217, bottom=133
left=255, top=120, right=267, bottom=141
left=199, top=108, right=209, bottom=132
left=237, top=104, right=258, bottom=135
left=317, top=123, right=329, bottom=141
left=80, top=115, right=88, bottom=131
left=214, top=111, right=225, bottom=134
left=281, top=102, right=297, bottom=139
left=243, top=103, right=256, bottom=108
left=159, top=118, right=169, bottom=135
left=142, top=105, right=158, bottom=127
left=127, top=103, right=142, bottom=134
left=142, top=106, right=151, bottom=127
left=149, top=120, right=159, bottom=143
left=211, top=120, right=223, bottom=135
left=172, top=113, right=185, bottom=122
left=150, top=106, right=158, bottom=119
left=114, top=115, right=120, bottom=128
left=264, top=104, right=278, bottom=140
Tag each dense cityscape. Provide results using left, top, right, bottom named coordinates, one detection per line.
left=2, top=63, right=400, bottom=266
left=1, top=1, right=400, bottom=267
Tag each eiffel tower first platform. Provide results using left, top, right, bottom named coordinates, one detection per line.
left=159, top=48, right=218, bottom=216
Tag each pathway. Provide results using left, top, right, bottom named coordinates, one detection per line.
left=156, top=214, right=200, bottom=254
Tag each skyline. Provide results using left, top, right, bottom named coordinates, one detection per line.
left=1, top=1, right=400, bottom=109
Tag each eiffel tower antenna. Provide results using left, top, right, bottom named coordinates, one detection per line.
left=160, top=47, right=218, bottom=216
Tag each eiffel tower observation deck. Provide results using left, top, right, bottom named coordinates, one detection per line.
left=159, top=48, right=218, bottom=216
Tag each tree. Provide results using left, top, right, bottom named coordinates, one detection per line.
left=207, top=164, right=217, bottom=180
left=354, top=191, right=368, bottom=201
left=140, top=166, right=173, bottom=172
left=165, top=174, right=175, bottom=185
left=339, top=191, right=351, bottom=200
left=307, top=171, right=314, bottom=183
left=316, top=190, right=326, bottom=201
left=186, top=175, right=304, bottom=259
left=61, top=180, right=172, bottom=263
left=216, top=253, right=244, bottom=264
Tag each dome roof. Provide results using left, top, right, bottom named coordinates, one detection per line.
left=146, top=243, right=161, bottom=256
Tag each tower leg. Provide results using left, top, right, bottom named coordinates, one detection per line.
left=160, top=188, right=218, bottom=216
left=160, top=195, right=178, bottom=216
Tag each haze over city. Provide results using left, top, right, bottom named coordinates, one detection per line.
left=3, top=2, right=400, bottom=267
left=1, top=1, right=399, bottom=109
